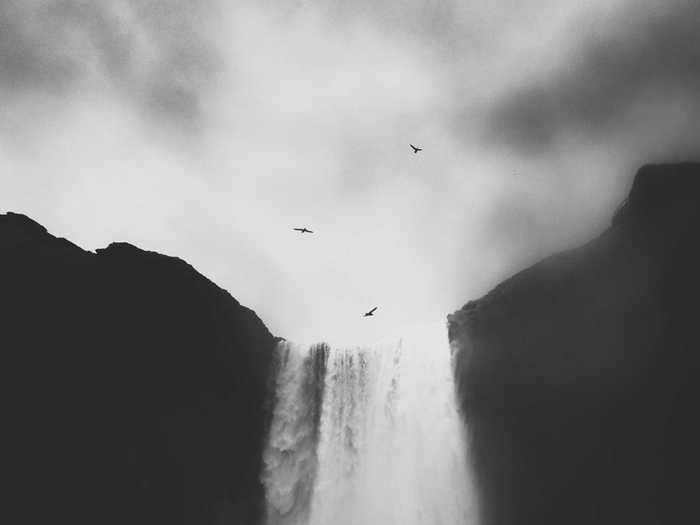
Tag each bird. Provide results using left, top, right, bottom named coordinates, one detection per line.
left=293, top=227, right=313, bottom=234
left=409, top=144, right=422, bottom=154
left=363, top=307, right=378, bottom=317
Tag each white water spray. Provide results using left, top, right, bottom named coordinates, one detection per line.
left=261, top=322, right=477, bottom=525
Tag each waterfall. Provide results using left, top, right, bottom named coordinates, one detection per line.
left=261, top=322, right=477, bottom=525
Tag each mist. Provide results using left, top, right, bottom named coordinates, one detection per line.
left=1, top=0, right=698, bottom=343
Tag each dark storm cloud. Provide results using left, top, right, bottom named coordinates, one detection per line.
left=484, top=0, right=700, bottom=151
left=0, top=0, right=217, bottom=124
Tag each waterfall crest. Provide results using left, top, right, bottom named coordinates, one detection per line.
left=262, top=323, right=477, bottom=525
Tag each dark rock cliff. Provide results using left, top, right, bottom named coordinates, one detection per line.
left=449, top=163, right=700, bottom=525
left=1, top=213, right=278, bottom=525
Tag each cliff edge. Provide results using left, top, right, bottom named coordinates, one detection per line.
left=449, top=163, right=700, bottom=525
left=1, top=212, right=277, bottom=525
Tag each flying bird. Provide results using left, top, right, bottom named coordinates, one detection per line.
left=293, top=227, right=313, bottom=234
left=409, top=144, right=422, bottom=154
left=363, top=307, right=378, bottom=317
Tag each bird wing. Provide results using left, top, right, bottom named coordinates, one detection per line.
left=293, top=228, right=303, bottom=231
left=369, top=307, right=377, bottom=314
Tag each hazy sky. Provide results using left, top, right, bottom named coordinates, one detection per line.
left=2, top=0, right=698, bottom=343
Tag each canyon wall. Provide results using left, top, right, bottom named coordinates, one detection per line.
left=449, top=163, right=700, bottom=525
left=1, top=213, right=278, bottom=525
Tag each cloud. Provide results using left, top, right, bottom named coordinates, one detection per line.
left=484, top=0, right=700, bottom=152
left=2, top=0, right=697, bottom=342
left=0, top=0, right=218, bottom=126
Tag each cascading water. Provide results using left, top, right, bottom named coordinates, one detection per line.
left=261, top=322, right=477, bottom=525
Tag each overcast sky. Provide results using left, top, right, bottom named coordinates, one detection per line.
left=2, top=0, right=699, bottom=344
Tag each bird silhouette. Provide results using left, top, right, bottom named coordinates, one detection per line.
left=363, top=307, right=378, bottom=317
left=410, top=144, right=422, bottom=154
left=293, top=227, right=313, bottom=234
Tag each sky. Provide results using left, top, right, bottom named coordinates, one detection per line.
left=1, top=0, right=699, bottom=344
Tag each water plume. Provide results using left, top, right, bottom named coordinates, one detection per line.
left=262, top=322, right=478, bottom=525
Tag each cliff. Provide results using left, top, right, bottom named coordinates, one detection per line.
left=449, top=163, right=700, bottom=525
left=1, top=213, right=278, bottom=525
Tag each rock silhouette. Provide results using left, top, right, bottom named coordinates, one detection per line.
left=449, top=163, right=700, bottom=525
left=1, top=213, right=278, bottom=525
